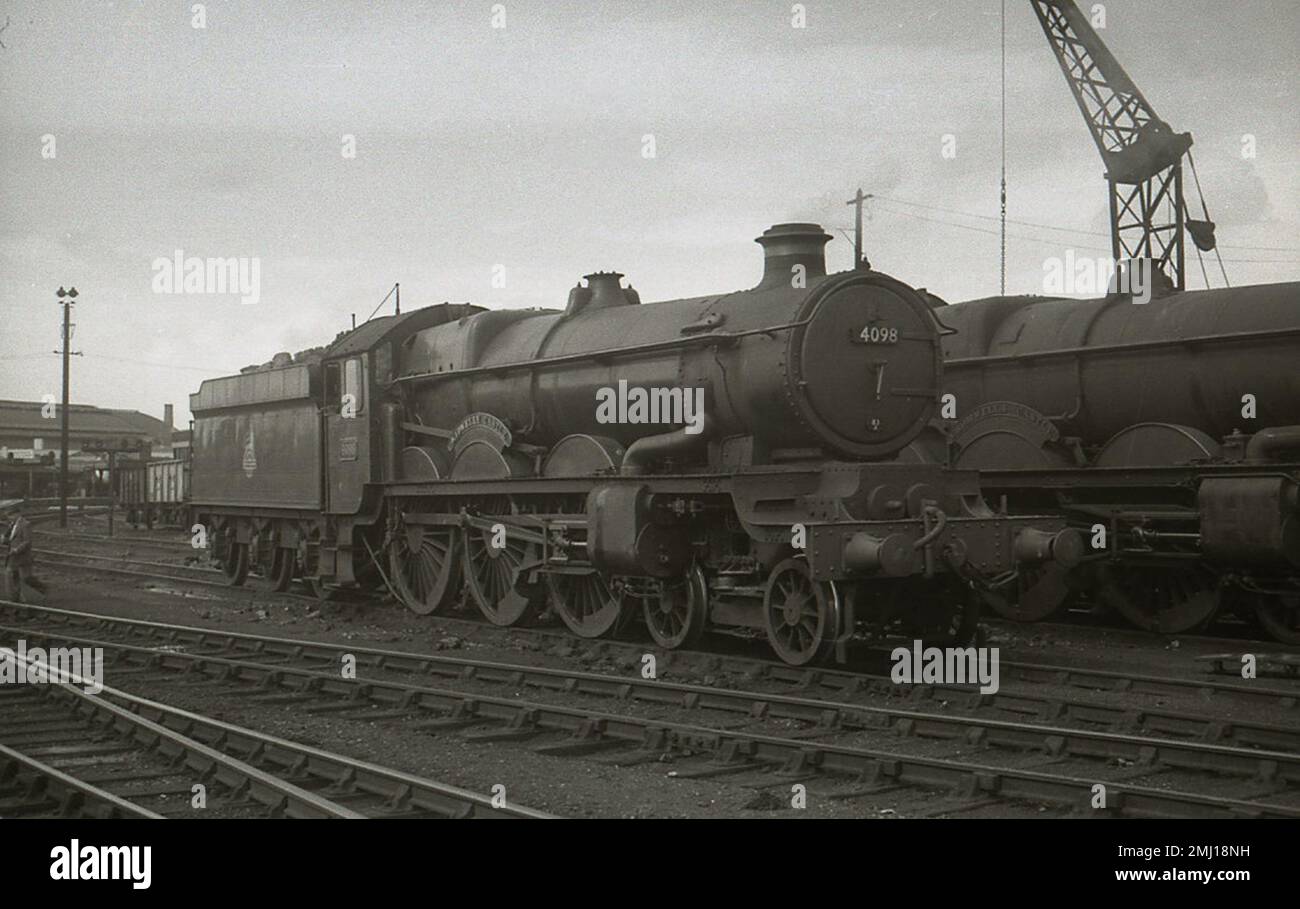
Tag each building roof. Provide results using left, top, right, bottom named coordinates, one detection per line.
left=0, top=400, right=175, bottom=443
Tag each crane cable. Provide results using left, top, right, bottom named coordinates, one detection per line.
left=1187, top=150, right=1230, bottom=287
left=1192, top=232, right=1212, bottom=290
left=1187, top=152, right=1213, bottom=289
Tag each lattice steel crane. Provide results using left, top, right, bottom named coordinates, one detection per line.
left=1029, top=0, right=1219, bottom=291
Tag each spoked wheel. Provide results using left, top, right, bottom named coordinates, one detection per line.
left=222, top=540, right=249, bottom=587
left=981, top=564, right=1074, bottom=623
left=270, top=548, right=295, bottom=592
left=547, top=570, right=634, bottom=639
left=762, top=558, right=837, bottom=666
left=901, top=579, right=982, bottom=645
left=1254, top=593, right=1300, bottom=645
left=643, top=565, right=709, bottom=650
left=462, top=517, right=542, bottom=626
left=1098, top=564, right=1222, bottom=634
left=388, top=518, right=461, bottom=616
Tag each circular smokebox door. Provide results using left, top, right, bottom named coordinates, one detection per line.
left=795, top=278, right=939, bottom=458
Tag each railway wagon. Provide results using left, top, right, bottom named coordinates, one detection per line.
left=117, top=457, right=191, bottom=529
left=926, top=282, right=1300, bottom=640
left=189, top=222, right=1079, bottom=665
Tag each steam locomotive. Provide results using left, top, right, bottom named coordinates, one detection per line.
left=931, top=281, right=1300, bottom=640
left=189, top=224, right=1079, bottom=665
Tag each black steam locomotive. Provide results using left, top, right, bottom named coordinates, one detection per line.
left=189, top=223, right=1077, bottom=665
left=932, top=282, right=1300, bottom=639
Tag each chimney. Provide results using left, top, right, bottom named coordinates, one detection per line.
left=755, top=223, right=831, bottom=290
left=566, top=272, right=638, bottom=316
left=163, top=404, right=174, bottom=443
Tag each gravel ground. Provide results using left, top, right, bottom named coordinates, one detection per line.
left=10, top=517, right=1299, bottom=818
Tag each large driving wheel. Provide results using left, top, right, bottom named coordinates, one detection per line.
left=981, top=563, right=1074, bottom=623
left=762, top=558, right=837, bottom=666
left=547, top=570, right=633, bottom=639
left=1098, top=564, right=1221, bottom=634
left=389, top=517, right=461, bottom=616
left=1254, top=593, right=1300, bottom=645
left=643, top=565, right=709, bottom=650
left=462, top=518, right=542, bottom=626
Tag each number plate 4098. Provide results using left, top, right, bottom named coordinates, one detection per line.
left=856, top=325, right=898, bottom=344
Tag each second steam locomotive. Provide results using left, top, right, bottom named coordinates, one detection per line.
left=933, top=281, right=1300, bottom=639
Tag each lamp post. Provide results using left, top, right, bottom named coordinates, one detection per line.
left=55, top=286, right=79, bottom=528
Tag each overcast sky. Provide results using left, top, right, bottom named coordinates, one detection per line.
left=1, top=0, right=1296, bottom=426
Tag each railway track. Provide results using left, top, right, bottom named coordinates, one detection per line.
left=23, top=508, right=109, bottom=526
left=28, top=549, right=367, bottom=617
left=13, top=542, right=1300, bottom=713
left=3, top=600, right=1296, bottom=818
left=0, top=742, right=164, bottom=819
left=34, top=535, right=1300, bottom=655
left=28, top=546, right=1300, bottom=695
left=2, top=673, right=351, bottom=819
left=985, top=608, right=1287, bottom=650
left=31, top=548, right=328, bottom=600
left=35, top=548, right=215, bottom=577
left=3, top=600, right=1297, bottom=746
left=35, top=529, right=194, bottom=552
left=0, top=652, right=551, bottom=820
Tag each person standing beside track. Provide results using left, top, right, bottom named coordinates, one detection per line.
left=3, top=509, right=47, bottom=602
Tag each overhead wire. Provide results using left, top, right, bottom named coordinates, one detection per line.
left=839, top=194, right=1300, bottom=265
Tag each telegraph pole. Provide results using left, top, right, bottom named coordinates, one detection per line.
left=1000, top=0, right=1007, bottom=294
left=107, top=451, right=115, bottom=537
left=54, top=286, right=79, bottom=528
left=845, top=189, right=873, bottom=269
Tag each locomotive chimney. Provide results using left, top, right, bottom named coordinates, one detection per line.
left=566, top=272, right=637, bottom=316
left=585, top=272, right=629, bottom=309
left=755, top=223, right=831, bottom=290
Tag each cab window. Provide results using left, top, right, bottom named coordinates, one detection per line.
left=324, top=362, right=341, bottom=409
left=343, top=357, right=365, bottom=413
